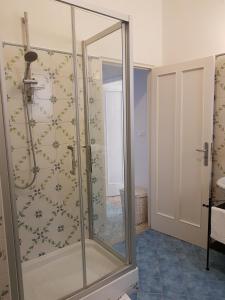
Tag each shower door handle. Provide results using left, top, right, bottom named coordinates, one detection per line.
left=67, top=145, right=76, bottom=175
left=88, top=145, right=92, bottom=173
left=195, top=142, right=209, bottom=166
left=82, top=145, right=92, bottom=173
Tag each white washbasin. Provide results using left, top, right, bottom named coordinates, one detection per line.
left=216, top=177, right=225, bottom=190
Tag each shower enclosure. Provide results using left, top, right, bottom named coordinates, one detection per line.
left=0, top=0, right=136, bottom=299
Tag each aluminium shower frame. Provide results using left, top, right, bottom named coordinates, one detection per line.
left=0, top=0, right=136, bottom=299
left=82, top=21, right=131, bottom=265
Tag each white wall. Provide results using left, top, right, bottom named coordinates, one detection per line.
left=0, top=0, right=162, bottom=66
left=86, top=0, right=162, bottom=66
left=134, top=68, right=149, bottom=189
left=0, top=0, right=74, bottom=52
left=162, top=0, right=225, bottom=64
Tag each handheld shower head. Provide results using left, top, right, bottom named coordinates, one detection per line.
left=24, top=51, right=37, bottom=80
left=24, top=50, right=38, bottom=63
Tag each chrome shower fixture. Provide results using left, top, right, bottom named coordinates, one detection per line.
left=24, top=49, right=38, bottom=63
left=22, top=12, right=38, bottom=103
left=22, top=21, right=38, bottom=102
left=14, top=12, right=38, bottom=190
left=22, top=12, right=38, bottom=65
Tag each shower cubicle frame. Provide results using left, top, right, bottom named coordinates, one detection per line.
left=0, top=0, right=136, bottom=299
left=82, top=20, right=132, bottom=265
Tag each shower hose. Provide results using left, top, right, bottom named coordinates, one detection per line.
left=14, top=88, right=37, bottom=189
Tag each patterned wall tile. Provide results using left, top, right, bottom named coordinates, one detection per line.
left=213, top=55, right=225, bottom=202
left=9, top=122, right=29, bottom=148
left=1, top=44, right=91, bottom=264
left=31, top=101, right=54, bottom=123
left=0, top=188, right=10, bottom=299
left=0, top=44, right=105, bottom=297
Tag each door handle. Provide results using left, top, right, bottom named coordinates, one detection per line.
left=196, top=149, right=207, bottom=153
left=195, top=142, right=209, bottom=166
left=67, top=145, right=76, bottom=175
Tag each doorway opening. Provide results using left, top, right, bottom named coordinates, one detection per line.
left=102, top=63, right=151, bottom=234
left=134, top=67, right=150, bottom=233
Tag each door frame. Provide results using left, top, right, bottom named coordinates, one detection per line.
left=98, top=60, right=152, bottom=228
left=101, top=62, right=152, bottom=227
left=133, top=64, right=152, bottom=228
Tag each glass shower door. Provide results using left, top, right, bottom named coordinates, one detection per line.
left=83, top=23, right=128, bottom=264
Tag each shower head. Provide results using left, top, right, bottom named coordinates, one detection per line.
left=24, top=50, right=38, bottom=63
left=24, top=50, right=38, bottom=80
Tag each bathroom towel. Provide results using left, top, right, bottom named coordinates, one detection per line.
left=211, top=206, right=225, bottom=245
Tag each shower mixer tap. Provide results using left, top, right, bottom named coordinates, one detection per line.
left=23, top=79, right=38, bottom=102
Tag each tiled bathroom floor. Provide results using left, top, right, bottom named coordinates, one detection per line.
left=129, top=229, right=225, bottom=300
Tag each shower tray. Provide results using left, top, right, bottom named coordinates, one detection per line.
left=22, top=239, right=137, bottom=300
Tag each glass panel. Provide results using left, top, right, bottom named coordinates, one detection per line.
left=74, top=7, right=128, bottom=286
left=81, top=13, right=127, bottom=263
left=1, top=1, right=84, bottom=299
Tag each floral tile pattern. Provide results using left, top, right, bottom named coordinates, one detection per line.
left=1, top=44, right=109, bottom=298
left=0, top=192, right=10, bottom=300
left=213, top=55, right=225, bottom=202
left=1, top=44, right=97, bottom=264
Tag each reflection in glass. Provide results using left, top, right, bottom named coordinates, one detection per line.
left=85, top=28, right=127, bottom=260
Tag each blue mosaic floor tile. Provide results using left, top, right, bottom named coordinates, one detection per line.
left=137, top=292, right=163, bottom=300
left=130, top=229, right=225, bottom=300
left=162, top=291, right=188, bottom=300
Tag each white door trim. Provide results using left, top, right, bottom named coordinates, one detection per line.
left=134, top=67, right=152, bottom=227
